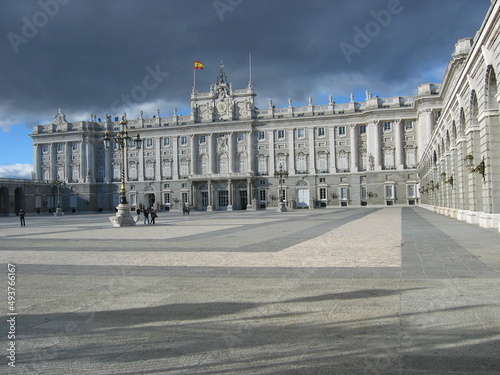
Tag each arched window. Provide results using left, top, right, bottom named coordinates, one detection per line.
left=200, top=155, right=209, bottom=174
left=162, top=160, right=172, bottom=179
left=218, top=154, right=228, bottom=174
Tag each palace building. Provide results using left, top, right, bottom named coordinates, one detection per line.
left=26, top=0, right=500, bottom=231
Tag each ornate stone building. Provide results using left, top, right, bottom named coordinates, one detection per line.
left=28, top=0, right=500, bottom=233
left=418, top=0, right=500, bottom=231
left=30, top=68, right=426, bottom=214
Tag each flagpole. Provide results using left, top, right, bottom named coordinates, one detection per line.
left=249, top=52, right=252, bottom=85
left=193, top=60, right=196, bottom=90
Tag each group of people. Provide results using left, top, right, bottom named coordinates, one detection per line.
left=137, top=207, right=157, bottom=224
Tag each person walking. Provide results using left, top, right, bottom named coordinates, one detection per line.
left=143, top=207, right=150, bottom=225
left=19, top=209, right=26, bottom=227
left=150, top=207, right=157, bottom=224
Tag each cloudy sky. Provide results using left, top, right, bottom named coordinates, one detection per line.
left=0, top=0, right=491, bottom=178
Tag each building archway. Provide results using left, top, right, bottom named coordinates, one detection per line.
left=144, top=186, right=156, bottom=208
left=0, top=187, right=9, bottom=216
left=296, top=180, right=310, bottom=208
left=14, top=188, right=24, bottom=215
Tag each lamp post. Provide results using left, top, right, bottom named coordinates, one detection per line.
left=103, top=113, right=142, bottom=226
left=464, top=153, right=486, bottom=181
left=51, top=178, right=65, bottom=216
left=273, top=164, right=288, bottom=212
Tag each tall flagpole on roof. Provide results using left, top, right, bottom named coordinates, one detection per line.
left=193, top=60, right=196, bottom=90
left=249, top=52, right=252, bottom=86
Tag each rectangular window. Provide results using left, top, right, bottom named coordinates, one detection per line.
left=146, top=139, right=153, bottom=148
left=317, top=128, right=325, bottom=137
left=258, top=131, right=265, bottom=141
left=163, top=137, right=170, bottom=147
left=181, top=136, right=188, bottom=146
left=199, top=135, right=206, bottom=144
left=277, top=130, right=285, bottom=139
left=319, top=187, right=327, bottom=200
left=338, top=126, right=346, bottom=136
left=406, top=149, right=416, bottom=168
left=259, top=189, right=266, bottom=201
left=405, top=121, right=413, bottom=131
left=340, top=187, right=349, bottom=200
left=164, top=192, right=171, bottom=205
left=383, top=122, right=392, bottom=131
left=42, top=144, right=49, bottom=154
left=237, top=133, right=245, bottom=142
left=72, top=142, right=79, bottom=151
left=385, top=185, right=395, bottom=199
left=359, top=125, right=366, bottom=134
left=361, top=186, right=367, bottom=200
left=181, top=192, right=188, bottom=204
left=407, top=184, right=416, bottom=198
left=319, top=177, right=326, bottom=183
left=57, top=143, right=63, bottom=152
left=338, top=153, right=349, bottom=170
left=297, top=128, right=305, bottom=138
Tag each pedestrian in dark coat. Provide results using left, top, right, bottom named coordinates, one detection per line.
left=19, top=209, right=26, bottom=227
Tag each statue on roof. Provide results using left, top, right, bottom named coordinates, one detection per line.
left=54, top=107, right=67, bottom=124
left=217, top=62, right=227, bottom=84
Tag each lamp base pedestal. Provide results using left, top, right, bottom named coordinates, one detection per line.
left=277, top=201, right=287, bottom=212
left=109, top=204, right=137, bottom=227
left=53, top=207, right=64, bottom=216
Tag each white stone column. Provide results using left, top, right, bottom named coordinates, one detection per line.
left=64, top=142, right=71, bottom=182
left=394, top=120, right=404, bottom=169
left=80, top=140, right=86, bottom=182
left=227, top=179, right=233, bottom=211
left=268, top=130, right=275, bottom=173
left=173, top=136, right=179, bottom=179
left=367, top=121, right=381, bottom=171
left=329, top=127, right=337, bottom=172
left=33, top=144, right=41, bottom=180
left=208, top=133, right=214, bottom=174
left=138, top=142, right=144, bottom=182
left=308, top=128, right=316, bottom=173
left=246, top=131, right=254, bottom=173
left=50, top=143, right=57, bottom=181
left=87, top=139, right=95, bottom=182
left=349, top=124, right=358, bottom=172
left=104, top=144, right=111, bottom=183
left=190, top=134, right=197, bottom=175
left=417, top=109, right=434, bottom=160
left=288, top=129, right=295, bottom=174
left=228, top=132, right=235, bottom=173
left=207, top=180, right=213, bottom=211
left=155, top=137, right=161, bottom=179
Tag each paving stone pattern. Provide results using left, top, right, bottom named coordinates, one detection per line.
left=0, top=207, right=499, bottom=374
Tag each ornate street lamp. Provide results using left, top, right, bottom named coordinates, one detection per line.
left=103, top=113, right=142, bottom=226
left=51, top=177, right=65, bottom=216
left=273, top=164, right=288, bottom=212
left=464, top=153, right=486, bottom=181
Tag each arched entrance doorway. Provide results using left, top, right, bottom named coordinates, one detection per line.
left=296, top=180, right=310, bottom=208
left=237, top=182, right=247, bottom=210
left=144, top=186, right=156, bottom=208
left=14, top=188, right=24, bottom=215
left=0, top=187, right=9, bottom=216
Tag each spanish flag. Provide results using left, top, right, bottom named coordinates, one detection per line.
left=194, top=60, right=204, bottom=70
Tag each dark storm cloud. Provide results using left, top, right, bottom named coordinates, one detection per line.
left=0, top=0, right=490, bottom=127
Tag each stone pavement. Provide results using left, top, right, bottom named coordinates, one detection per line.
left=0, top=207, right=499, bottom=374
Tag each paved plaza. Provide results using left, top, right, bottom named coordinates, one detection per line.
left=1, top=207, right=500, bottom=374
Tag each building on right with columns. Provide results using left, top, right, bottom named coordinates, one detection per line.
left=418, top=0, right=500, bottom=230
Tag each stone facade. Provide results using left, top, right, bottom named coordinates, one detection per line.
left=30, top=74, right=427, bottom=214
left=418, top=0, right=500, bottom=231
